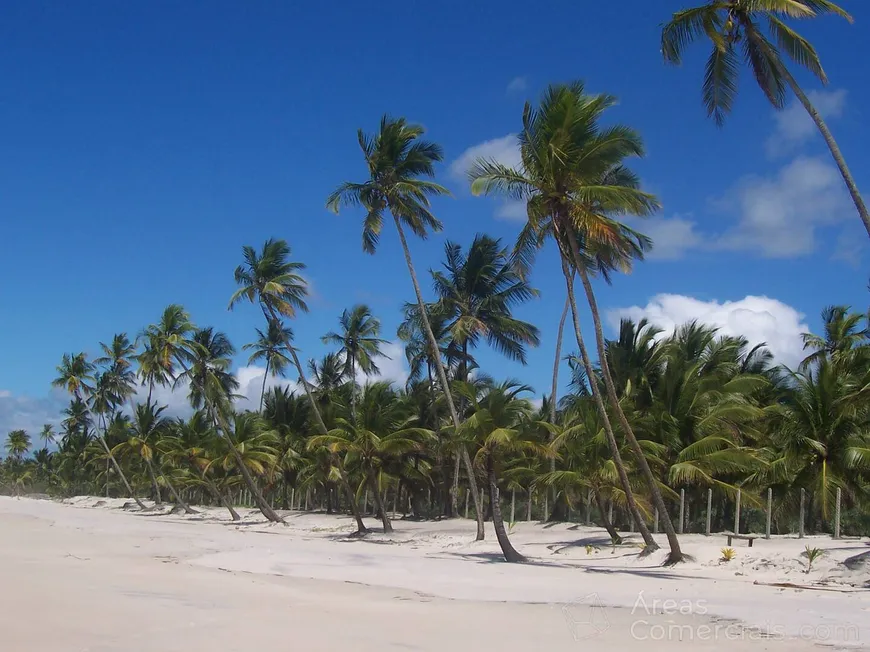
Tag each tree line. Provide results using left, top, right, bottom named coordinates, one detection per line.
left=2, top=2, right=869, bottom=564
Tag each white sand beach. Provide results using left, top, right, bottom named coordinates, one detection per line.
left=1, top=496, right=868, bottom=651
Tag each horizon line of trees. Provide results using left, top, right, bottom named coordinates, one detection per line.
left=4, top=0, right=870, bottom=563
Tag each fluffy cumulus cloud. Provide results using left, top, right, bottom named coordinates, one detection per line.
left=625, top=215, right=703, bottom=261
left=449, top=134, right=520, bottom=181
left=713, top=157, right=851, bottom=258
left=766, top=89, right=847, bottom=158
left=608, top=294, right=810, bottom=368
left=506, top=76, right=528, bottom=93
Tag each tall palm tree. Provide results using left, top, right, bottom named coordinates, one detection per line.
left=39, top=424, right=56, bottom=451
left=243, top=321, right=294, bottom=411
left=95, top=333, right=138, bottom=414
left=327, top=116, right=487, bottom=541
left=801, top=305, right=868, bottom=370
left=144, top=304, right=282, bottom=522
left=469, top=82, right=678, bottom=560
left=229, top=241, right=364, bottom=529
left=263, top=386, right=310, bottom=510
left=176, top=327, right=240, bottom=411
left=5, top=430, right=31, bottom=460
left=432, top=234, right=541, bottom=514
left=53, top=353, right=146, bottom=509
left=322, top=304, right=389, bottom=422
left=661, top=1, right=868, bottom=238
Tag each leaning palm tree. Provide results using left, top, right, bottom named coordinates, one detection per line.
left=175, top=327, right=240, bottom=411
left=95, top=333, right=138, bottom=415
left=661, top=0, right=868, bottom=238
left=457, top=380, right=553, bottom=562
left=144, top=304, right=282, bottom=522
left=469, top=82, right=679, bottom=560
left=229, top=241, right=365, bottom=528
left=53, top=353, right=146, bottom=509
left=243, top=321, right=294, bottom=411
left=327, top=116, right=487, bottom=541
left=322, top=304, right=389, bottom=421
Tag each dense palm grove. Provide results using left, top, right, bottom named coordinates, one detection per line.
left=3, top=2, right=869, bottom=563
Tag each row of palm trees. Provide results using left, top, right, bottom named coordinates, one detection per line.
left=4, top=0, right=870, bottom=562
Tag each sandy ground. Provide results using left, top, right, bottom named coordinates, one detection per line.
left=1, top=496, right=868, bottom=651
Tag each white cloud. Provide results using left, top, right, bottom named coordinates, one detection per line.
left=0, top=390, right=11, bottom=398
left=362, top=341, right=409, bottom=387
left=449, top=134, right=520, bottom=181
left=506, top=76, right=528, bottom=93
left=0, top=390, right=67, bottom=445
left=766, top=89, right=847, bottom=158
left=626, top=215, right=703, bottom=261
left=495, top=200, right=527, bottom=222
left=609, top=294, right=809, bottom=368
left=713, top=157, right=851, bottom=258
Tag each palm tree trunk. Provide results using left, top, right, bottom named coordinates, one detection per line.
left=160, top=470, right=196, bottom=514
left=350, top=354, right=357, bottom=424
left=595, top=491, right=622, bottom=545
left=392, top=214, right=486, bottom=542
left=560, top=257, right=658, bottom=552
left=94, top=411, right=146, bottom=510
left=261, top=305, right=367, bottom=534
left=145, top=459, right=163, bottom=504
left=336, top=456, right=368, bottom=533
left=204, top=475, right=240, bottom=521
left=369, top=472, right=392, bottom=533
left=259, top=358, right=270, bottom=412
left=776, top=62, right=870, bottom=239
left=564, top=228, right=682, bottom=563
left=173, top=356, right=283, bottom=523
left=547, top=295, right=570, bottom=520
left=487, top=459, right=525, bottom=562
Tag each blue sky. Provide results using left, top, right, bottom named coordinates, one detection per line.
left=1, top=0, right=868, bottom=435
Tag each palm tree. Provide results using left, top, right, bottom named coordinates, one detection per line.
left=661, top=1, right=868, bottom=238
left=145, top=304, right=282, bottom=522
left=39, top=424, right=56, bottom=451
left=5, top=430, right=31, bottom=460
left=53, top=353, right=146, bottom=509
left=469, top=82, right=678, bottom=560
left=457, top=381, right=552, bottom=562
left=309, top=382, right=432, bottom=533
left=322, top=304, right=389, bottom=422
left=229, top=241, right=363, bottom=529
left=176, top=327, right=240, bottom=411
left=327, top=116, right=487, bottom=541
left=95, top=333, right=138, bottom=414
left=263, top=386, right=311, bottom=510
left=243, top=321, right=294, bottom=411
left=432, top=234, right=541, bottom=515
left=801, top=305, right=868, bottom=370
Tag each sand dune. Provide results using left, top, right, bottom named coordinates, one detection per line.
left=1, top=496, right=867, bottom=651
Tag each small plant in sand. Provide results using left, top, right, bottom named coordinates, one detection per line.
left=720, top=547, right=736, bottom=563
left=804, top=546, right=824, bottom=573
left=508, top=520, right=517, bottom=535
left=585, top=544, right=600, bottom=555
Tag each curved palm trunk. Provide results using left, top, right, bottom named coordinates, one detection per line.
left=262, top=304, right=367, bottom=534
left=776, top=63, right=870, bottom=239
left=160, top=470, right=196, bottom=514
left=350, top=354, right=358, bottom=424
left=94, top=412, right=147, bottom=510
left=487, top=459, right=525, bottom=562
left=594, top=491, right=622, bottom=545
left=204, top=474, right=240, bottom=521
left=560, top=258, right=658, bottom=553
left=392, top=215, right=487, bottom=543
left=144, top=458, right=163, bottom=504
left=369, top=471, right=392, bottom=533
left=174, top=356, right=283, bottom=524
left=564, top=229, right=682, bottom=563
left=547, top=296, right=570, bottom=521
left=259, top=358, right=270, bottom=412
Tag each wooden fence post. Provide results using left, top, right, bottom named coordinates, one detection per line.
left=799, top=488, right=805, bottom=539
left=834, top=488, right=841, bottom=540
left=585, top=490, right=592, bottom=525
left=765, top=488, right=772, bottom=539
left=511, top=489, right=516, bottom=524
left=653, top=508, right=659, bottom=534
left=678, top=488, right=685, bottom=534
left=734, top=489, right=741, bottom=535
left=527, top=490, right=532, bottom=521
left=705, top=488, right=712, bottom=536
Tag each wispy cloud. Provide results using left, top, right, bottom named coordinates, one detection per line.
left=449, top=134, right=520, bottom=181
left=766, top=89, right=847, bottom=158
left=506, top=76, right=528, bottom=93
